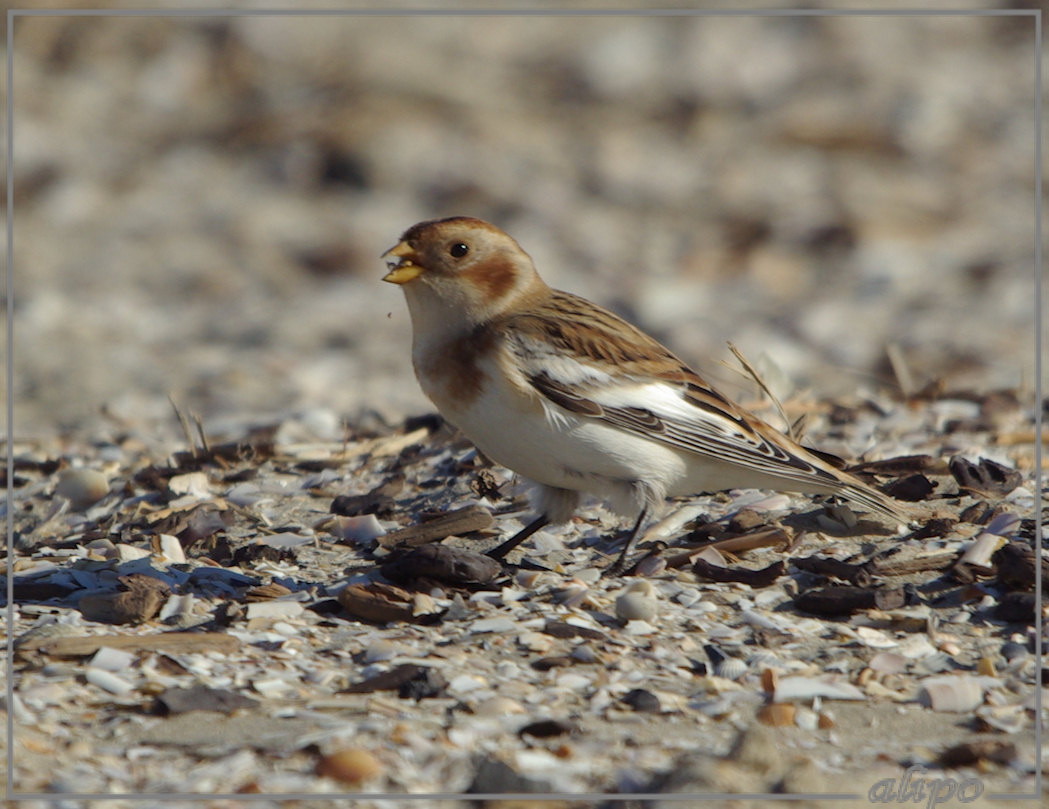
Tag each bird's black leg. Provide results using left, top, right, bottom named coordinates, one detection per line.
left=486, top=514, right=550, bottom=561
left=605, top=508, right=649, bottom=576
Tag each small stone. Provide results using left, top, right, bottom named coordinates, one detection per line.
left=615, top=580, right=658, bottom=623
left=55, top=469, right=109, bottom=510
left=621, top=688, right=661, bottom=713
left=79, top=589, right=164, bottom=625
left=316, top=748, right=383, bottom=785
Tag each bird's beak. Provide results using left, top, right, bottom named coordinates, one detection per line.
left=381, top=241, right=423, bottom=285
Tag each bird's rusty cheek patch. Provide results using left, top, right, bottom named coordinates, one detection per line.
left=461, top=256, right=517, bottom=304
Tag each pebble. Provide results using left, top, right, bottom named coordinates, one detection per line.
left=315, top=749, right=383, bottom=785
left=621, top=688, right=661, bottom=713
left=54, top=468, right=109, bottom=510
left=615, top=580, right=658, bottom=623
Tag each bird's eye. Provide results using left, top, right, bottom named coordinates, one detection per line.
left=449, top=242, right=469, bottom=258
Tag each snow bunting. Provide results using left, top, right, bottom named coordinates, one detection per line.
left=383, top=216, right=904, bottom=571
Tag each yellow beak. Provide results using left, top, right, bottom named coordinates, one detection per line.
left=381, top=241, right=423, bottom=285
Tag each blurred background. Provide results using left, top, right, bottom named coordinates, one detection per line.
left=3, top=2, right=1040, bottom=445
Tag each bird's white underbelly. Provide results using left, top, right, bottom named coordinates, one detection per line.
left=419, top=347, right=822, bottom=515
left=433, top=372, right=688, bottom=505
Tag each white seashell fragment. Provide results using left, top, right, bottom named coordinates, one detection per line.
left=259, top=533, right=313, bottom=549
left=499, top=587, right=528, bottom=604
left=794, top=705, right=819, bottom=731
left=573, top=568, right=602, bottom=584
left=515, top=569, right=542, bottom=589
left=245, top=601, right=304, bottom=621
left=740, top=609, right=784, bottom=632
left=775, top=676, right=866, bottom=702
left=674, top=588, right=702, bottom=608
left=113, top=544, right=152, bottom=562
left=960, top=531, right=1007, bottom=567
left=975, top=704, right=1026, bottom=733
left=516, top=631, right=553, bottom=653
left=252, top=677, right=295, bottom=697
left=855, top=627, right=898, bottom=649
left=469, top=616, right=517, bottom=634
left=84, top=538, right=117, bottom=558
left=745, top=494, right=791, bottom=513
left=363, top=640, right=407, bottom=663
left=868, top=652, right=907, bottom=674
left=530, top=531, right=564, bottom=553
left=472, top=696, right=526, bottom=716
left=895, top=634, right=938, bottom=660
left=555, top=672, right=592, bottom=691
left=639, top=503, right=708, bottom=543
left=411, top=592, right=442, bottom=617
left=328, top=515, right=386, bottom=545
left=88, top=646, right=136, bottom=672
left=226, top=482, right=265, bottom=506
left=167, top=471, right=211, bottom=498
left=158, top=593, right=195, bottom=623
left=571, top=644, right=599, bottom=664
left=85, top=667, right=134, bottom=695
left=447, top=674, right=487, bottom=695
left=157, top=534, right=186, bottom=564
left=553, top=580, right=589, bottom=608
left=615, top=580, right=658, bottom=623
left=919, top=676, right=984, bottom=712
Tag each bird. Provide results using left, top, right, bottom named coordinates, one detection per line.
left=382, top=216, right=905, bottom=573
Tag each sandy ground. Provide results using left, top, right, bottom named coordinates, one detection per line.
left=3, top=3, right=1044, bottom=806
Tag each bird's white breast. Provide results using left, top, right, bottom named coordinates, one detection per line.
left=419, top=345, right=696, bottom=514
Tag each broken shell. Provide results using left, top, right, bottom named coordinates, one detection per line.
left=975, top=704, right=1026, bottom=734
left=156, top=534, right=186, bottom=564
left=919, top=676, right=984, bottom=712
left=615, top=580, right=658, bottom=623
left=554, top=579, right=589, bottom=608
left=960, top=531, right=1007, bottom=567
left=327, top=514, right=387, bottom=545
left=515, top=569, right=543, bottom=589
